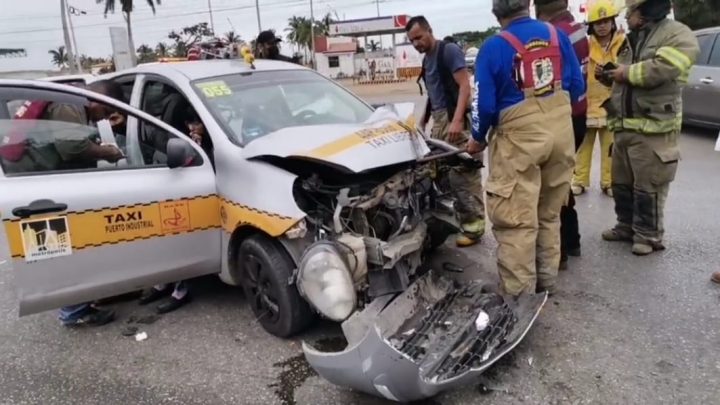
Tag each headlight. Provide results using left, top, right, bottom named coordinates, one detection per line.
left=298, top=243, right=357, bottom=321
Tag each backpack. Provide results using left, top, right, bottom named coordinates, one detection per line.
left=498, top=23, right=563, bottom=97
left=417, top=41, right=467, bottom=123
left=0, top=100, right=50, bottom=162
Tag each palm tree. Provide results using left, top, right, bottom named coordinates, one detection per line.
left=224, top=31, right=241, bottom=44
left=366, top=40, right=380, bottom=52
left=136, top=44, right=156, bottom=63
left=97, top=0, right=160, bottom=66
left=48, top=46, right=69, bottom=68
left=155, top=42, right=169, bottom=57
left=286, top=16, right=313, bottom=61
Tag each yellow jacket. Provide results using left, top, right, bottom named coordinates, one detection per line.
left=587, top=32, right=625, bottom=126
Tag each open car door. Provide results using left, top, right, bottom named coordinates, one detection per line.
left=0, top=80, right=221, bottom=315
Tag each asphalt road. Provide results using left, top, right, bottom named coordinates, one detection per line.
left=1, top=91, right=719, bottom=405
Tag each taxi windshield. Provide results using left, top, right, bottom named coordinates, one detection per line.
left=192, top=70, right=374, bottom=145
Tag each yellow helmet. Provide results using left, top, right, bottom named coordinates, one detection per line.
left=587, top=0, right=620, bottom=23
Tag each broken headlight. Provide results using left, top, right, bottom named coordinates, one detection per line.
left=297, top=243, right=357, bottom=321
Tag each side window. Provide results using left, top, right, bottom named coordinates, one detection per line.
left=138, top=80, right=213, bottom=166
left=696, top=34, right=716, bottom=66
left=0, top=93, right=201, bottom=176
left=708, top=35, right=720, bottom=67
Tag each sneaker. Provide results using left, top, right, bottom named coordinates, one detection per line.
left=602, top=228, right=634, bottom=242
left=139, top=287, right=172, bottom=305
left=602, top=187, right=614, bottom=198
left=156, top=295, right=191, bottom=314
left=63, top=308, right=115, bottom=327
left=571, top=185, right=586, bottom=196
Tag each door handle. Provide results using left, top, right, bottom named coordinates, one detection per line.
left=12, top=199, right=68, bottom=219
left=700, top=77, right=714, bottom=84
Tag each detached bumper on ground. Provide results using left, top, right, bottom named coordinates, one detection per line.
left=303, top=271, right=547, bottom=402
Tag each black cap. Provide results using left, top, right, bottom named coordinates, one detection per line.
left=257, top=30, right=282, bottom=45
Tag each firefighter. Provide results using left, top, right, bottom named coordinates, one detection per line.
left=471, top=0, right=585, bottom=295
left=535, top=0, right=589, bottom=270
left=601, top=0, right=699, bottom=255
left=572, top=0, right=625, bottom=197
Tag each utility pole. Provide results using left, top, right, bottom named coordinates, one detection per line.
left=60, top=0, right=78, bottom=73
left=255, top=0, right=262, bottom=32
left=67, top=6, right=84, bottom=72
left=376, top=0, right=380, bottom=17
left=208, top=0, right=216, bottom=34
left=310, top=0, right=316, bottom=69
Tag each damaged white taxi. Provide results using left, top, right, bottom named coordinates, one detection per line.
left=0, top=60, right=546, bottom=402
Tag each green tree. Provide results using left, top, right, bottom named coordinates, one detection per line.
left=136, top=44, right=156, bottom=63
left=48, top=46, right=68, bottom=68
left=96, top=0, right=161, bottom=66
left=224, top=31, right=241, bottom=44
left=366, top=39, right=381, bottom=52
left=451, top=27, right=501, bottom=48
left=155, top=42, right=169, bottom=57
left=168, top=22, right=215, bottom=57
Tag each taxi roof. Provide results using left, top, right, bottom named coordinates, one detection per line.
left=128, top=59, right=308, bottom=81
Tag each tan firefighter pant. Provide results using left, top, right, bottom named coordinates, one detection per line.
left=430, top=110, right=485, bottom=224
left=486, top=92, right=575, bottom=295
left=611, top=130, right=680, bottom=245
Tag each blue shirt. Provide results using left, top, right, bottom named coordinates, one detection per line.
left=471, top=17, right=586, bottom=142
left=423, top=41, right=466, bottom=111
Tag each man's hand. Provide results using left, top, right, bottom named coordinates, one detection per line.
left=609, top=65, right=628, bottom=83
left=594, top=64, right=604, bottom=79
left=100, top=144, right=124, bottom=163
left=448, top=119, right=464, bottom=143
left=466, top=138, right=486, bottom=154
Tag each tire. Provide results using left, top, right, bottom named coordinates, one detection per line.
left=237, top=235, right=314, bottom=338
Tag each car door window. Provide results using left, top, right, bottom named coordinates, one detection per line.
left=139, top=80, right=213, bottom=166
left=0, top=89, right=202, bottom=175
left=708, top=35, right=720, bottom=67
left=696, top=34, right=717, bottom=66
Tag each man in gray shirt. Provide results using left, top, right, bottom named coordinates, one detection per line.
left=406, top=16, right=485, bottom=247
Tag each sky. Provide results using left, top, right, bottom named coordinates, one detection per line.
left=0, top=0, right=497, bottom=72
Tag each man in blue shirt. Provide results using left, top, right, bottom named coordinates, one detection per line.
left=406, top=16, right=486, bottom=247
left=469, top=0, right=585, bottom=296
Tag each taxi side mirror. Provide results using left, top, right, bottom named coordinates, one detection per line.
left=166, top=138, right=196, bottom=169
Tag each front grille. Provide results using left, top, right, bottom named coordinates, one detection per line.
left=390, top=284, right=517, bottom=382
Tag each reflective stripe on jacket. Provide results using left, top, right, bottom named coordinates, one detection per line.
left=606, top=19, right=699, bottom=134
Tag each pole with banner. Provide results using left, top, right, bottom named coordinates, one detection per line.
left=60, top=0, right=78, bottom=73
left=109, top=26, right=135, bottom=71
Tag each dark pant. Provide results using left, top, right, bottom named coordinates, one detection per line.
left=561, top=115, right=586, bottom=259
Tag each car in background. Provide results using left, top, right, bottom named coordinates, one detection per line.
left=683, top=26, right=720, bottom=129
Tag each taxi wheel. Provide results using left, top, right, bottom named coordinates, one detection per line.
left=237, top=235, right=314, bottom=338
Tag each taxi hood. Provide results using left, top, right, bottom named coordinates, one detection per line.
left=242, top=103, right=430, bottom=173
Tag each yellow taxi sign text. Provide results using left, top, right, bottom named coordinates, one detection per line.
left=197, top=81, right=232, bottom=98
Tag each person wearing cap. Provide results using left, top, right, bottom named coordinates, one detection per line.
left=255, top=30, right=298, bottom=63
left=572, top=0, right=625, bottom=199
left=535, top=0, right=589, bottom=271
left=471, top=0, right=584, bottom=296
left=600, top=0, right=699, bottom=256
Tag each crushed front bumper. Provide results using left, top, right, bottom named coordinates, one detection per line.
left=302, top=271, right=547, bottom=402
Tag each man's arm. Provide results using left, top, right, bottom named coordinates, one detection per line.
left=558, top=31, right=586, bottom=104
left=471, top=40, right=498, bottom=144
left=625, top=24, right=699, bottom=88
left=445, top=43, right=471, bottom=141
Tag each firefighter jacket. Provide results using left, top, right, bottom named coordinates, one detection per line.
left=587, top=32, right=625, bottom=127
left=605, top=18, right=699, bottom=134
